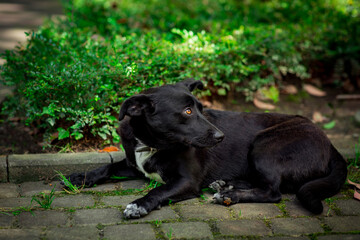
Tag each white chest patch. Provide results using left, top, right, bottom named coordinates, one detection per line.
left=134, top=139, right=165, bottom=184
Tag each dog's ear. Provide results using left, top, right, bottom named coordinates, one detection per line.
left=119, top=95, right=153, bottom=120
left=181, top=78, right=204, bottom=92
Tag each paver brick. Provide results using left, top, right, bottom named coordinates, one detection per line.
left=0, top=183, right=19, bottom=198
left=101, top=195, right=141, bottom=207
left=20, top=181, right=62, bottom=197
left=125, top=206, right=179, bottom=223
left=262, top=237, right=309, bottom=240
left=285, top=200, right=331, bottom=217
left=161, top=222, right=213, bottom=239
left=271, top=218, right=324, bottom=235
left=335, top=199, right=360, bottom=216
left=178, top=204, right=231, bottom=220
left=81, top=182, right=121, bottom=192
left=45, top=226, right=99, bottom=240
left=230, top=203, right=282, bottom=219
left=120, top=179, right=148, bottom=190
left=0, top=214, right=14, bottom=227
left=18, top=210, right=68, bottom=227
left=323, top=216, right=360, bottom=232
left=104, top=224, right=156, bottom=240
left=0, top=155, right=6, bottom=183
left=73, top=208, right=122, bottom=225
left=0, top=229, right=41, bottom=240
left=317, top=234, right=360, bottom=240
left=0, top=197, right=32, bottom=209
left=217, top=219, right=271, bottom=236
left=51, top=194, right=95, bottom=208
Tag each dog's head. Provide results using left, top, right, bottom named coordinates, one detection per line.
left=119, top=79, right=224, bottom=149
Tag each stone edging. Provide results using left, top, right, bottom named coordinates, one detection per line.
left=0, top=152, right=125, bottom=183
left=0, top=148, right=355, bottom=184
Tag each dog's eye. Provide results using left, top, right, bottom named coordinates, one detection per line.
left=184, top=108, right=192, bottom=115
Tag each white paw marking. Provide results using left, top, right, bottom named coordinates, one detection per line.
left=209, top=180, right=226, bottom=192
left=123, top=203, right=148, bottom=219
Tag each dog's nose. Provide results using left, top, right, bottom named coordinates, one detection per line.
left=214, top=131, right=224, bottom=142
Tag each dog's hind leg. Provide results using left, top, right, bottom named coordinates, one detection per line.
left=213, top=160, right=282, bottom=205
left=296, top=146, right=347, bottom=214
left=64, top=159, right=142, bottom=188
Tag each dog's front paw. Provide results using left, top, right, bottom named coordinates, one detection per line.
left=123, top=203, right=148, bottom=219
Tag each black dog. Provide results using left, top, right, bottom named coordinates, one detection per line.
left=66, top=80, right=347, bottom=218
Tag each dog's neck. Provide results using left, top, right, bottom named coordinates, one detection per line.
left=134, top=138, right=158, bottom=153
left=134, top=138, right=164, bottom=184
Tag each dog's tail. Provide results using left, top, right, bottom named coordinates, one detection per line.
left=296, top=145, right=347, bottom=214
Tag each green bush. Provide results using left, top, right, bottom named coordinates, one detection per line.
left=1, top=0, right=359, bottom=145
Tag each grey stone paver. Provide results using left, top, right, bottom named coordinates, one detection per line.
left=101, top=195, right=141, bottom=207
left=0, top=213, right=14, bottom=227
left=335, top=199, right=360, bottom=216
left=0, top=183, right=19, bottom=198
left=179, top=204, right=231, bottom=220
left=73, top=208, right=122, bottom=225
left=120, top=179, right=148, bottom=190
left=1, top=181, right=360, bottom=239
left=217, top=219, right=271, bottom=236
left=45, top=226, right=99, bottom=240
left=323, top=216, right=360, bottom=232
left=230, top=203, right=282, bottom=218
left=262, top=237, right=309, bottom=240
left=317, top=234, right=360, bottom=240
left=161, top=222, right=213, bottom=239
left=0, top=197, right=32, bottom=209
left=18, top=210, right=68, bottom=227
left=0, top=156, right=6, bottom=182
left=81, top=182, right=121, bottom=192
left=0, top=229, right=41, bottom=240
left=285, top=200, right=332, bottom=217
left=20, top=181, right=62, bottom=197
left=271, top=218, right=324, bottom=235
left=125, top=206, right=179, bottom=222
left=51, top=194, right=95, bottom=208
left=104, top=224, right=156, bottom=240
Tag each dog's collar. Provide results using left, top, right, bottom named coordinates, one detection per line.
left=135, top=138, right=158, bottom=153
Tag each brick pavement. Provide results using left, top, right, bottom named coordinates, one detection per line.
left=0, top=180, right=359, bottom=239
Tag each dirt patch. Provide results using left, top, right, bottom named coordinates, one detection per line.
left=0, top=121, right=44, bottom=154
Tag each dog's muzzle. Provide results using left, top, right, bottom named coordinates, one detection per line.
left=213, top=130, right=225, bottom=143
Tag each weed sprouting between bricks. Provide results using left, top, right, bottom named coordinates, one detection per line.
left=31, top=185, right=56, bottom=209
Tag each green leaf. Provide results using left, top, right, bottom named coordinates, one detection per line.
left=262, top=86, right=279, bottom=103
left=98, top=132, right=107, bottom=140
left=57, top=127, right=70, bottom=140
left=120, top=144, right=125, bottom=152
left=323, top=120, right=336, bottom=129
left=107, top=115, right=118, bottom=122
left=70, top=122, right=83, bottom=130
left=112, top=130, right=120, bottom=143
left=46, top=118, right=55, bottom=127
left=71, top=132, right=84, bottom=140
left=217, top=88, right=227, bottom=96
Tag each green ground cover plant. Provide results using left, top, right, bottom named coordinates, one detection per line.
left=0, top=0, right=359, bottom=146
left=31, top=185, right=57, bottom=209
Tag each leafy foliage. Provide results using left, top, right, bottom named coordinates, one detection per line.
left=0, top=0, right=359, bottom=145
